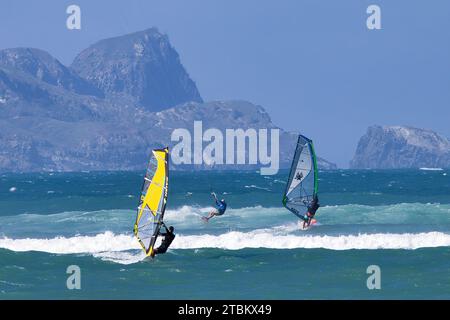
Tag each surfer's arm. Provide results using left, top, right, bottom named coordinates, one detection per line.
left=211, top=192, right=219, bottom=203
left=157, top=224, right=168, bottom=236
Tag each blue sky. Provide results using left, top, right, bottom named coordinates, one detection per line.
left=1, top=0, right=449, bottom=167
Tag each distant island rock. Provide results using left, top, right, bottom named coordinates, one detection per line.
left=350, top=125, right=450, bottom=169
left=0, top=28, right=336, bottom=173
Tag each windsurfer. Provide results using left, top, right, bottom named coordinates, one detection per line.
left=202, top=192, right=227, bottom=222
left=151, top=224, right=175, bottom=257
left=302, top=195, right=320, bottom=228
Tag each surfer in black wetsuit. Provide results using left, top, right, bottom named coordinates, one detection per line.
left=302, top=195, right=320, bottom=228
left=151, top=224, right=175, bottom=257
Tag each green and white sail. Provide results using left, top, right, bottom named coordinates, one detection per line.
left=282, top=135, right=318, bottom=218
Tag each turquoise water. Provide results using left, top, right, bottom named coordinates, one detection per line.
left=1, top=169, right=450, bottom=299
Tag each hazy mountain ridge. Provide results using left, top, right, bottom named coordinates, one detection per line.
left=0, top=28, right=336, bottom=173
left=149, top=100, right=337, bottom=171
left=0, top=99, right=337, bottom=172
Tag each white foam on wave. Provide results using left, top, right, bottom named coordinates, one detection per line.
left=0, top=231, right=139, bottom=254
left=244, top=185, right=271, bottom=191
left=164, top=205, right=285, bottom=223
left=1, top=229, right=450, bottom=264
left=420, top=168, right=444, bottom=171
left=175, top=231, right=450, bottom=250
left=165, top=205, right=209, bottom=221
left=93, top=251, right=146, bottom=265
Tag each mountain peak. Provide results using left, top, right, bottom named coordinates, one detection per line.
left=71, top=27, right=202, bottom=112
left=87, top=27, right=169, bottom=57
left=0, top=47, right=103, bottom=97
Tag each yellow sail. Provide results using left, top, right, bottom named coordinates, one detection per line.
left=134, top=147, right=169, bottom=256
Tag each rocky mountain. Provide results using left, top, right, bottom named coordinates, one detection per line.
left=0, top=48, right=102, bottom=98
left=350, top=125, right=450, bottom=169
left=0, top=28, right=336, bottom=173
left=0, top=99, right=336, bottom=172
left=71, top=28, right=203, bottom=112
left=149, top=100, right=337, bottom=171
left=317, top=157, right=337, bottom=170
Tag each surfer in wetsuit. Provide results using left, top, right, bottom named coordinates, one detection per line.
left=151, top=224, right=175, bottom=257
left=302, top=195, right=320, bottom=228
left=202, top=192, right=227, bottom=222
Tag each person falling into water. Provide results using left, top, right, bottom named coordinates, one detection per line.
left=151, top=223, right=175, bottom=257
left=202, top=192, right=227, bottom=222
left=301, top=195, right=320, bottom=229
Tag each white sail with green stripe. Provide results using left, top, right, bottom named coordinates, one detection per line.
left=282, top=135, right=318, bottom=218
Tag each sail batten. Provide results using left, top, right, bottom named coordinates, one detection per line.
left=283, top=135, right=318, bottom=218
left=134, top=147, right=169, bottom=256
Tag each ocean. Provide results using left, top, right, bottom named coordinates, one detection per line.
left=1, top=169, right=450, bottom=299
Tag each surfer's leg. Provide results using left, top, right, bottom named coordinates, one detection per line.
left=157, top=247, right=168, bottom=254
left=202, top=212, right=213, bottom=221
left=303, top=212, right=314, bottom=226
left=299, top=214, right=310, bottom=228
left=153, top=245, right=168, bottom=256
left=205, top=209, right=218, bottom=220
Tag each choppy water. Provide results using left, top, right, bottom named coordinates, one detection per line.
left=1, top=169, right=450, bottom=299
